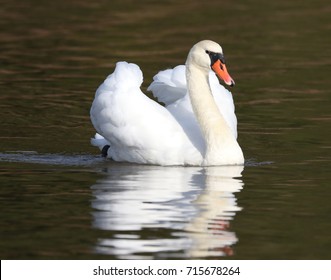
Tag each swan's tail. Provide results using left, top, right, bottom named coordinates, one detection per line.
left=91, top=133, right=110, bottom=151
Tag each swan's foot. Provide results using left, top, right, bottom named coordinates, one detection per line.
left=101, top=145, right=110, bottom=157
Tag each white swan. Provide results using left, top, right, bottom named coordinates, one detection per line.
left=90, top=40, right=244, bottom=166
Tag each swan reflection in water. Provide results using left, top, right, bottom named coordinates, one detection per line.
left=91, top=164, right=244, bottom=259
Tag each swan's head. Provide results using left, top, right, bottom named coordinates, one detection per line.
left=186, top=40, right=235, bottom=87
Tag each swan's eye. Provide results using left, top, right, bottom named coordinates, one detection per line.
left=206, top=50, right=217, bottom=58
left=206, top=51, right=226, bottom=66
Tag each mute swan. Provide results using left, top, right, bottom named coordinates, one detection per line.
left=90, top=40, right=244, bottom=166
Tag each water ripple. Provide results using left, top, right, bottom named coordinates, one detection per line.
left=0, top=151, right=104, bottom=166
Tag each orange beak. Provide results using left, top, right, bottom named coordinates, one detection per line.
left=211, top=59, right=235, bottom=87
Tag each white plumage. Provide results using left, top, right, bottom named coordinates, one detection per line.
left=90, top=40, right=244, bottom=166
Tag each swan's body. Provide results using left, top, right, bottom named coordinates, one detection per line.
left=90, top=40, right=244, bottom=166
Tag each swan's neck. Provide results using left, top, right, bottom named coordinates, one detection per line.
left=186, top=65, right=244, bottom=165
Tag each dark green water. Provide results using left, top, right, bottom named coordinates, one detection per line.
left=1, top=0, right=330, bottom=259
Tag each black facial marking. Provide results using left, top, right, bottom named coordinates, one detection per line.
left=205, top=50, right=226, bottom=65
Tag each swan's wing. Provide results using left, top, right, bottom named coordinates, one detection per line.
left=148, top=65, right=238, bottom=138
left=147, top=65, right=187, bottom=105
left=90, top=62, right=202, bottom=165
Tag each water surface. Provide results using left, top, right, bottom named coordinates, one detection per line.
left=0, top=0, right=330, bottom=259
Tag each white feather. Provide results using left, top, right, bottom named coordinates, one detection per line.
left=90, top=62, right=203, bottom=165
left=148, top=65, right=238, bottom=139
left=90, top=40, right=243, bottom=166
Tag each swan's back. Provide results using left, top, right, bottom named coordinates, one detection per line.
left=148, top=65, right=238, bottom=138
